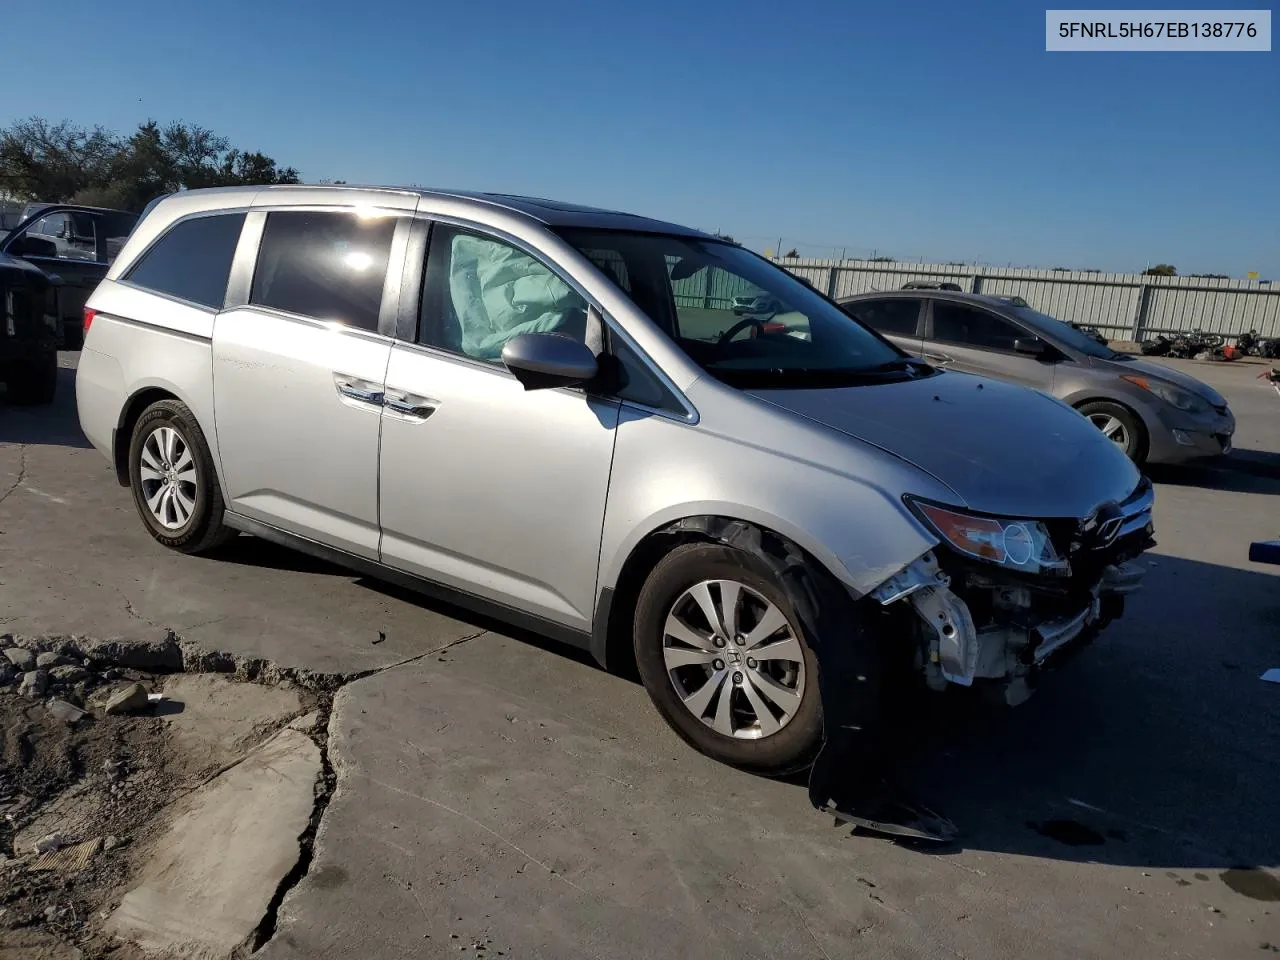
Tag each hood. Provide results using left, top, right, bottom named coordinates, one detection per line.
left=750, top=370, right=1141, bottom=519
left=1100, top=356, right=1227, bottom=407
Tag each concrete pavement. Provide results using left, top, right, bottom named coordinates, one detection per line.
left=3, top=354, right=1279, bottom=959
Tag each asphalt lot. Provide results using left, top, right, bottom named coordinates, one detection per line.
left=2, top=353, right=1279, bottom=959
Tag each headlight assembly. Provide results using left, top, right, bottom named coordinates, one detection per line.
left=1121, top=375, right=1209, bottom=413
left=907, top=498, right=1069, bottom=575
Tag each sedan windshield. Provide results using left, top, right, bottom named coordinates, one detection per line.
left=1012, top=306, right=1127, bottom=360
left=556, top=229, right=917, bottom=388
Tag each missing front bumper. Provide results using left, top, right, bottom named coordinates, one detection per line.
left=870, top=551, right=1147, bottom=705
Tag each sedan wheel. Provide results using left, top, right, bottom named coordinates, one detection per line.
left=1087, top=412, right=1129, bottom=449
left=1077, top=399, right=1147, bottom=464
left=663, top=580, right=806, bottom=739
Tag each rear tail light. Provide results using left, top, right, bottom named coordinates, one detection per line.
left=83, top=308, right=96, bottom=333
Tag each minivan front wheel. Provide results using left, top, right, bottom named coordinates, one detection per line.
left=128, top=399, right=236, bottom=554
left=634, top=543, right=823, bottom=775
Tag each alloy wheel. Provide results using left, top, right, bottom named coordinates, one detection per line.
left=139, top=425, right=198, bottom=530
left=1088, top=412, right=1130, bottom=449
left=662, top=579, right=805, bottom=739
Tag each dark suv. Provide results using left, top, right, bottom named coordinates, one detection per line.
left=1, top=204, right=138, bottom=349
left=0, top=253, right=61, bottom=404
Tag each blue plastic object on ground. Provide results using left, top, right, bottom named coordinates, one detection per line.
left=1249, top=539, right=1280, bottom=565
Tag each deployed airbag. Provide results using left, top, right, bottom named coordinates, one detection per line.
left=448, top=234, right=586, bottom=360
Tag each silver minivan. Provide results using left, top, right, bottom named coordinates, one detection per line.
left=77, top=185, right=1152, bottom=776
left=841, top=290, right=1236, bottom=465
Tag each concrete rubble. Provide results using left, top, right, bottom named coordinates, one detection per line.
left=0, top=633, right=334, bottom=958
left=104, top=728, right=321, bottom=959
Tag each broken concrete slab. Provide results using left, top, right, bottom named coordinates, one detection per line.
left=5, top=647, right=36, bottom=671
left=103, top=682, right=149, bottom=716
left=80, top=629, right=182, bottom=672
left=287, top=711, right=320, bottom=735
left=47, top=664, right=89, bottom=685
left=105, top=727, right=320, bottom=960
left=160, top=673, right=305, bottom=773
left=18, top=670, right=48, bottom=698
left=45, top=699, right=86, bottom=724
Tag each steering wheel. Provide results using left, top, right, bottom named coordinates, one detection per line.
left=717, top=317, right=766, bottom=346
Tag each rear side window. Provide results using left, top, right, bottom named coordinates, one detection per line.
left=124, top=213, right=246, bottom=309
left=251, top=211, right=397, bottom=331
left=850, top=298, right=922, bottom=336
left=931, top=302, right=1021, bottom=351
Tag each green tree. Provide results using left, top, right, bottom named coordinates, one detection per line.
left=1143, top=264, right=1177, bottom=276
left=0, top=116, right=300, bottom=212
left=0, top=117, right=119, bottom=202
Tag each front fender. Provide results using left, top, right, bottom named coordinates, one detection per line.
left=597, top=407, right=945, bottom=602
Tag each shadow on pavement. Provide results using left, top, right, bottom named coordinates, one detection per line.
left=1148, top=452, right=1280, bottom=495
left=0, top=368, right=92, bottom=449
left=888, top=551, right=1280, bottom=878
left=292, top=540, right=1280, bottom=880
left=212, top=535, right=353, bottom=577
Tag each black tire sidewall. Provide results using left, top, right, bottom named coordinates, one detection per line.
left=128, top=401, right=218, bottom=550
left=634, top=543, right=824, bottom=776
left=1079, top=400, right=1147, bottom=463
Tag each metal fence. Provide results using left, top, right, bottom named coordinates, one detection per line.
left=768, top=259, right=1280, bottom=342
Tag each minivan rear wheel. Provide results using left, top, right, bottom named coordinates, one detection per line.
left=633, top=543, right=824, bottom=775
left=1078, top=400, right=1147, bottom=464
left=128, top=399, right=236, bottom=554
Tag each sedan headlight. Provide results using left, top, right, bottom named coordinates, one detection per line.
left=1121, top=375, right=1209, bottom=413
left=907, top=498, right=1068, bottom=574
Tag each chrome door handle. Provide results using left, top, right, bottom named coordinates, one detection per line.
left=334, top=374, right=384, bottom=406
left=384, top=391, right=438, bottom=420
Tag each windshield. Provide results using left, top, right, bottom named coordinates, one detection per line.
left=1012, top=306, right=1125, bottom=360
left=556, top=229, right=916, bottom=388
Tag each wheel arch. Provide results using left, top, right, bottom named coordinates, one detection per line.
left=591, top=513, right=862, bottom=676
left=113, top=381, right=220, bottom=489
left=1068, top=393, right=1153, bottom=456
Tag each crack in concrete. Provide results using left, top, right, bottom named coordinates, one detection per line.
left=0, top=443, right=29, bottom=507
left=344, top=629, right=490, bottom=685
left=3, top=623, right=492, bottom=955
left=241, top=628, right=489, bottom=952
left=120, top=592, right=160, bottom=628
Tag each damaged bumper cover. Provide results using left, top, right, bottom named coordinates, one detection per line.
left=870, top=480, right=1155, bottom=705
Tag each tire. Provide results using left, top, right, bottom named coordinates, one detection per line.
left=3, top=352, right=57, bottom=406
left=1078, top=400, right=1148, bottom=465
left=633, top=543, right=825, bottom=776
left=127, top=399, right=237, bottom=554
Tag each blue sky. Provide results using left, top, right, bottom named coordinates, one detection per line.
left=3, top=0, right=1276, bottom=276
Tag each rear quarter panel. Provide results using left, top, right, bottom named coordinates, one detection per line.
left=81, top=280, right=221, bottom=486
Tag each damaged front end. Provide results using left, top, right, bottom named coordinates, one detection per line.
left=870, top=478, right=1156, bottom=706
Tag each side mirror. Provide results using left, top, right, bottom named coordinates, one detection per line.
left=8, top=235, right=58, bottom=258
left=1013, top=336, right=1047, bottom=356
left=502, top=333, right=599, bottom=391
